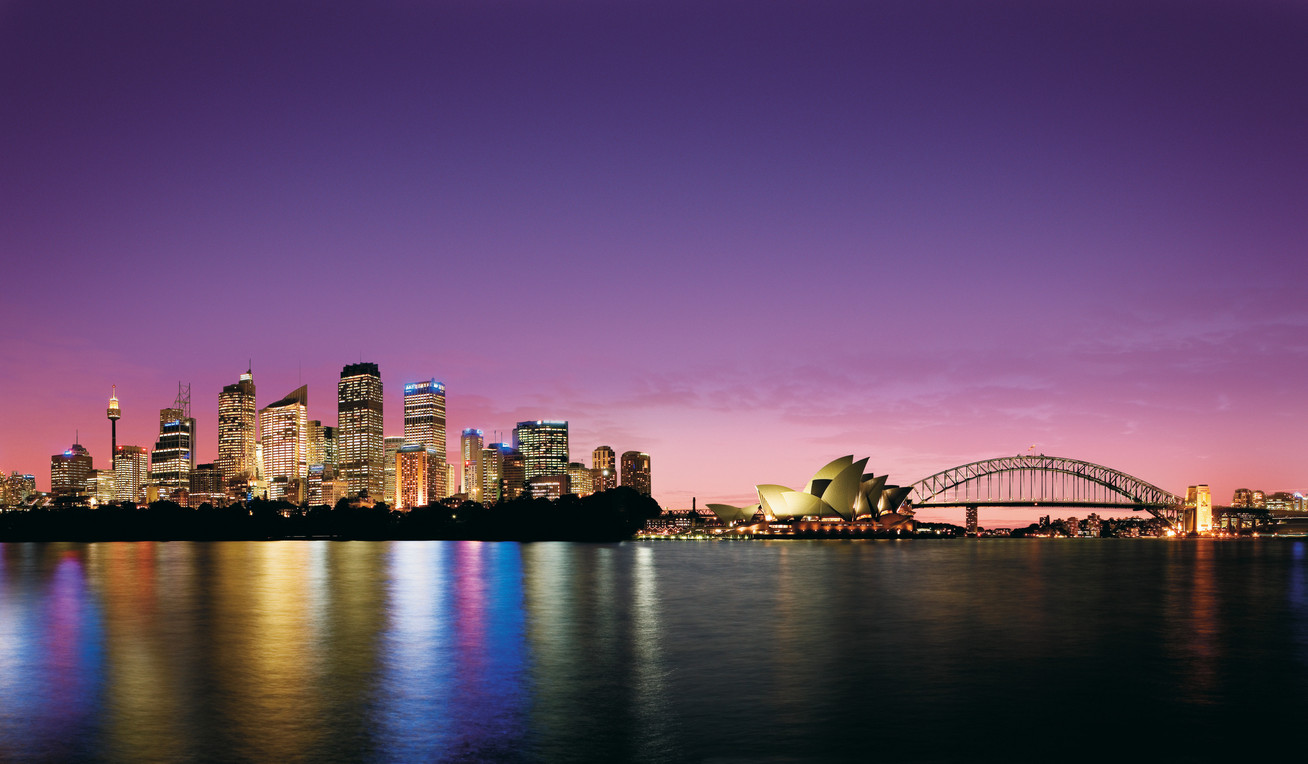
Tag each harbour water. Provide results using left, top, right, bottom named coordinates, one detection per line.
left=2, top=539, right=1305, bottom=762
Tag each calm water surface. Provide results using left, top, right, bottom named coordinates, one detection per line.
left=2, top=539, right=1306, bottom=763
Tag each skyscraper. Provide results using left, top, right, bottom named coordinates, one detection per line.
left=50, top=442, right=93, bottom=498
left=260, top=385, right=309, bottom=501
left=404, top=380, right=447, bottom=498
left=397, top=444, right=440, bottom=510
left=384, top=435, right=405, bottom=506
left=338, top=363, right=383, bottom=498
left=592, top=445, right=617, bottom=492
left=151, top=384, right=196, bottom=504
left=499, top=447, right=525, bottom=501
left=621, top=451, right=651, bottom=496
left=567, top=462, right=594, bottom=497
left=481, top=446, right=501, bottom=504
left=461, top=428, right=484, bottom=501
left=218, top=369, right=257, bottom=491
left=514, top=420, right=568, bottom=480
left=113, top=445, right=148, bottom=503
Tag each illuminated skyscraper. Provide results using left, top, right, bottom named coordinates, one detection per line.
left=514, top=421, right=568, bottom=480
left=190, top=463, right=225, bottom=506
left=113, top=445, right=148, bottom=503
left=621, top=451, right=651, bottom=496
left=51, top=443, right=93, bottom=498
left=403, top=380, right=447, bottom=498
left=384, top=435, right=405, bottom=506
left=592, top=445, right=616, bottom=492
left=151, top=383, right=196, bottom=504
left=461, top=429, right=484, bottom=502
left=260, top=385, right=309, bottom=501
left=500, top=448, right=525, bottom=501
left=445, top=462, right=457, bottom=500
left=338, top=363, right=384, bottom=498
left=397, top=444, right=440, bottom=510
left=567, top=462, right=594, bottom=497
left=218, top=369, right=258, bottom=489
left=481, top=446, right=501, bottom=504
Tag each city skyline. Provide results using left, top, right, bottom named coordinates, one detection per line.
left=3, top=2, right=1306, bottom=519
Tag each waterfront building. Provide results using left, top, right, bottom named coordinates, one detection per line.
left=445, top=462, right=457, bottom=500
left=621, top=451, right=651, bottom=496
left=965, top=505, right=979, bottom=535
left=90, top=469, right=116, bottom=505
left=1232, top=488, right=1254, bottom=508
left=499, top=448, right=525, bottom=500
left=397, top=444, right=441, bottom=510
left=1193, top=484, right=1212, bottom=533
left=403, top=380, right=447, bottom=498
left=482, top=446, right=502, bottom=504
left=217, top=369, right=257, bottom=491
left=113, top=446, right=148, bottom=503
left=592, top=445, right=616, bottom=492
left=260, top=386, right=309, bottom=502
left=514, top=420, right=568, bottom=480
left=190, top=463, right=225, bottom=506
left=51, top=443, right=93, bottom=498
left=1252, top=490, right=1266, bottom=508
left=151, top=384, right=196, bottom=505
left=707, top=456, right=914, bottom=531
left=308, top=464, right=346, bottom=507
left=526, top=473, right=569, bottom=500
left=338, top=363, right=384, bottom=498
left=567, top=462, right=594, bottom=497
left=384, top=435, right=405, bottom=506
left=1266, top=491, right=1304, bottom=515
left=1, top=472, right=38, bottom=505
left=461, top=429, right=484, bottom=502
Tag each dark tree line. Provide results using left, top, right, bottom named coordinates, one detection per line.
left=0, top=487, right=662, bottom=543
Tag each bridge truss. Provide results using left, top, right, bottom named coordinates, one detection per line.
left=908, top=455, right=1185, bottom=527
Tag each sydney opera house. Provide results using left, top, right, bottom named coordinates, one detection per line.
left=707, top=456, right=917, bottom=534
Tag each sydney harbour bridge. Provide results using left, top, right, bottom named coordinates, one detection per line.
left=907, top=454, right=1186, bottom=528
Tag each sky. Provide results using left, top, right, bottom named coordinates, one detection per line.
left=2, top=0, right=1306, bottom=523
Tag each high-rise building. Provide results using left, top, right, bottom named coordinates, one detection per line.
left=311, top=423, right=337, bottom=469
left=567, top=462, right=594, bottom=497
left=190, top=463, right=225, bottom=506
left=621, top=451, right=651, bottom=496
left=384, top=436, right=405, bottom=506
left=397, top=444, right=441, bottom=510
left=51, top=442, right=93, bottom=498
left=403, top=380, right=447, bottom=498
left=113, top=445, right=148, bottom=503
left=260, top=386, right=309, bottom=502
left=218, top=370, right=258, bottom=490
left=514, top=420, right=568, bottom=480
left=592, top=445, right=617, bottom=492
left=499, top=448, right=525, bottom=501
left=461, top=429, right=484, bottom=502
left=338, top=363, right=384, bottom=498
left=2, top=472, right=38, bottom=506
left=445, top=462, right=457, bottom=500
left=481, top=446, right=502, bottom=504
left=89, top=468, right=116, bottom=505
left=151, top=384, right=196, bottom=504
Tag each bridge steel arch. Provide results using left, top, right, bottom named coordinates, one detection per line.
left=908, top=455, right=1185, bottom=526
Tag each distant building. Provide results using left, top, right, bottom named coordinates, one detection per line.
left=500, top=448, right=525, bottom=501
left=308, top=464, right=345, bottom=507
left=2, top=472, right=37, bottom=505
left=217, top=369, right=257, bottom=491
left=592, top=445, right=617, bottom=492
left=461, top=429, right=484, bottom=502
left=338, top=363, right=384, bottom=498
left=514, top=421, right=568, bottom=480
left=260, top=386, right=309, bottom=501
left=190, top=463, right=226, bottom=506
left=481, top=446, right=502, bottom=504
left=1266, top=491, right=1304, bottom=515
left=965, top=506, right=978, bottom=535
left=1231, top=488, right=1254, bottom=508
left=397, top=444, right=442, bottom=510
left=51, top=443, right=93, bottom=498
left=621, top=451, right=651, bottom=496
left=445, top=462, right=457, bottom=500
left=113, top=446, right=148, bottom=503
left=151, top=384, right=196, bottom=504
left=89, top=469, right=116, bottom=505
left=567, top=462, right=594, bottom=497
left=384, top=436, right=405, bottom=506
left=404, top=380, right=447, bottom=498
left=526, top=474, right=569, bottom=501
left=1186, top=484, right=1213, bottom=533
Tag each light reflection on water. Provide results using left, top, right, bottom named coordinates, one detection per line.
left=1, top=539, right=1308, bottom=762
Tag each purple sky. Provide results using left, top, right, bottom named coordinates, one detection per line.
left=3, top=1, right=1306, bottom=522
